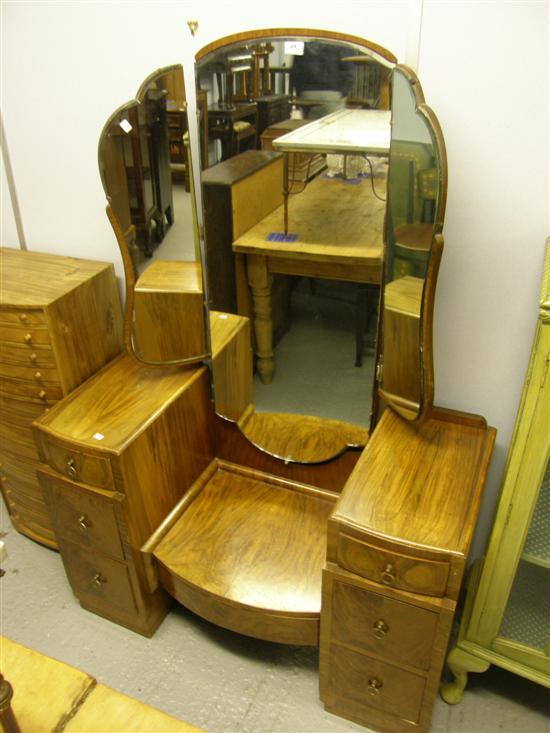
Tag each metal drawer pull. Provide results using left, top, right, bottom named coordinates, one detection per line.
left=372, top=619, right=389, bottom=639
left=66, top=458, right=78, bottom=480
left=381, top=563, right=396, bottom=585
left=92, top=573, right=106, bottom=586
left=367, top=678, right=383, bottom=696
left=77, top=514, right=90, bottom=530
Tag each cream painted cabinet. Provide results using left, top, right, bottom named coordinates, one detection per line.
left=441, top=239, right=550, bottom=702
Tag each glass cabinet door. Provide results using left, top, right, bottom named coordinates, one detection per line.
left=495, top=459, right=550, bottom=669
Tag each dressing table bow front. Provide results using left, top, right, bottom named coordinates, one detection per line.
left=32, top=29, right=496, bottom=733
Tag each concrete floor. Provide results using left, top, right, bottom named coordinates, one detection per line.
left=1, top=512, right=549, bottom=733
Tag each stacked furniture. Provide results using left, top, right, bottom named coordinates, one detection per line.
left=0, top=248, right=122, bottom=548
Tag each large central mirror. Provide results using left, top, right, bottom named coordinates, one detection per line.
left=98, top=29, right=447, bottom=463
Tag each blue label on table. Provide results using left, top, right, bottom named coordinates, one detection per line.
left=266, top=232, right=299, bottom=242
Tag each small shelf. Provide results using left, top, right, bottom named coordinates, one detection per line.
left=151, top=461, right=337, bottom=645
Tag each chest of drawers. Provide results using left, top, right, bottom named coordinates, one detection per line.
left=0, top=248, right=122, bottom=547
left=320, top=408, right=496, bottom=733
left=33, top=354, right=215, bottom=635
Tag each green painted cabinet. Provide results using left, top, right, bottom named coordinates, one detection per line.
left=441, top=238, right=550, bottom=703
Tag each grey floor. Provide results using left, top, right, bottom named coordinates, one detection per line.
left=1, top=514, right=549, bottom=733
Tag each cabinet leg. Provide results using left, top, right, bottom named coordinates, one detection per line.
left=440, top=644, right=490, bottom=705
left=247, top=255, right=274, bottom=385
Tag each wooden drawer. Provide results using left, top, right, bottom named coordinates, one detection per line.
left=35, top=434, right=115, bottom=491
left=0, top=341, right=56, bottom=368
left=0, top=428, right=40, bottom=462
left=39, top=468, right=125, bottom=560
left=0, top=452, right=41, bottom=487
left=0, top=377, right=61, bottom=403
left=337, top=533, right=449, bottom=597
left=0, top=324, right=52, bottom=347
left=327, top=644, right=426, bottom=724
left=329, top=578, right=439, bottom=670
left=0, top=308, right=47, bottom=327
left=58, top=539, right=137, bottom=614
left=0, top=361, right=60, bottom=384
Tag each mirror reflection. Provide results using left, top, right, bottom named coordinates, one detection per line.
left=98, top=65, right=207, bottom=364
left=378, top=66, right=447, bottom=420
left=197, top=35, right=395, bottom=452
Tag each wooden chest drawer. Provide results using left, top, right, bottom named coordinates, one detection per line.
left=337, top=533, right=449, bottom=597
left=0, top=324, right=52, bottom=347
left=35, top=434, right=115, bottom=490
left=327, top=644, right=426, bottom=723
left=0, top=308, right=47, bottom=327
left=58, top=539, right=137, bottom=614
left=0, top=377, right=61, bottom=403
left=0, top=360, right=60, bottom=384
left=0, top=341, right=56, bottom=368
left=330, top=578, right=439, bottom=670
left=39, top=468, right=125, bottom=560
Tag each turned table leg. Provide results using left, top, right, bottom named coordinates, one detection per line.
left=0, top=673, right=21, bottom=733
left=246, top=254, right=274, bottom=384
left=440, top=644, right=490, bottom=704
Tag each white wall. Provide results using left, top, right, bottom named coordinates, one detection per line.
left=1, top=0, right=549, bottom=558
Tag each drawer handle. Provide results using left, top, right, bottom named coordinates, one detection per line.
left=66, top=458, right=78, bottom=480
left=24, top=333, right=32, bottom=344
left=34, top=371, right=43, bottom=381
left=30, top=352, right=38, bottom=362
left=19, top=313, right=28, bottom=323
left=372, top=619, right=389, bottom=639
left=92, top=573, right=106, bottom=586
left=77, top=514, right=91, bottom=530
left=367, top=678, right=383, bottom=696
left=381, top=563, right=396, bottom=585
left=38, top=390, right=47, bottom=401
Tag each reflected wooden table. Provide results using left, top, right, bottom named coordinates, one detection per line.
left=233, top=174, right=385, bottom=383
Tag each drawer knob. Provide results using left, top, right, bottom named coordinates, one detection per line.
left=381, top=563, right=396, bottom=585
left=38, top=390, right=47, bottom=401
left=30, top=352, right=38, bottom=362
left=19, top=313, right=28, bottom=323
left=92, top=573, right=106, bottom=586
left=34, top=371, right=43, bottom=381
left=66, top=458, right=78, bottom=480
left=372, top=619, right=389, bottom=639
left=367, top=678, right=383, bottom=696
left=77, top=514, right=90, bottom=530
left=24, top=333, right=32, bottom=344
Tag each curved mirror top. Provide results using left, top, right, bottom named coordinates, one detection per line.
left=98, top=65, right=209, bottom=366
left=377, top=65, right=447, bottom=422
left=195, top=30, right=396, bottom=461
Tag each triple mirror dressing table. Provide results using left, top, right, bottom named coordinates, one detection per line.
left=28, top=29, right=496, bottom=733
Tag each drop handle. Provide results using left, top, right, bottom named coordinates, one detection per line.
left=77, top=514, right=90, bottom=530
left=372, top=619, right=389, bottom=639
left=380, top=563, right=396, bottom=585
left=92, top=573, right=106, bottom=586
left=367, top=678, right=383, bottom=696
left=66, top=458, right=78, bottom=480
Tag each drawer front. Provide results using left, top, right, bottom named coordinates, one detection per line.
left=0, top=308, right=47, bottom=327
left=0, top=377, right=61, bottom=403
left=59, top=539, right=137, bottom=614
left=328, top=644, right=426, bottom=723
left=0, top=324, right=52, bottom=347
left=330, top=578, right=438, bottom=670
left=338, top=534, right=449, bottom=597
left=0, top=341, right=56, bottom=368
left=0, top=361, right=60, bottom=384
left=36, top=435, right=115, bottom=491
left=39, top=469, right=125, bottom=560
